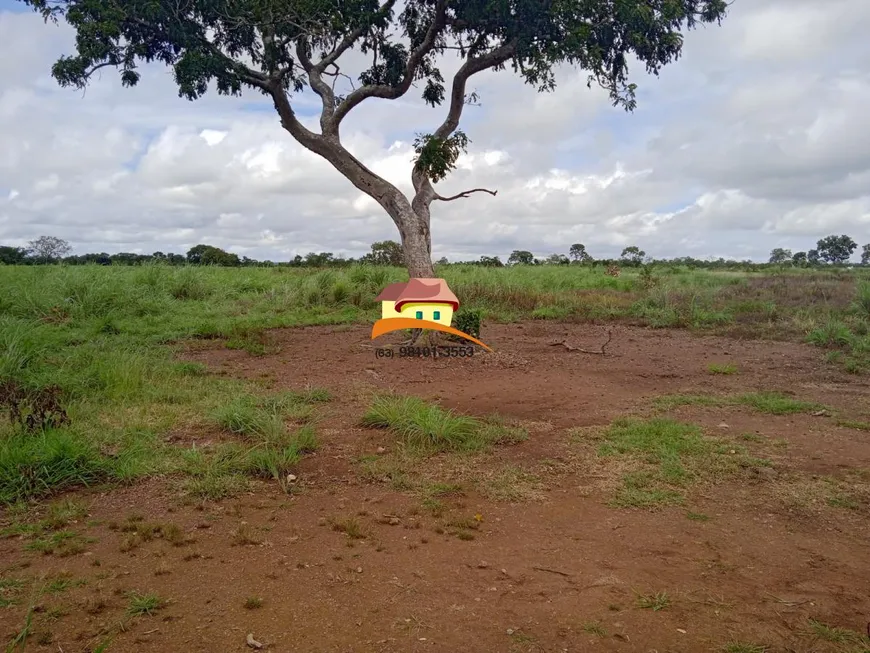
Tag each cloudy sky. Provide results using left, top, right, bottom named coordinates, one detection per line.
left=1, top=0, right=868, bottom=263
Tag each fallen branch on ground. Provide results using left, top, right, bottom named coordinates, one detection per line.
left=532, top=566, right=572, bottom=577
left=548, top=329, right=613, bottom=355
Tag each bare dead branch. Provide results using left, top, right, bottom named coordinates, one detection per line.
left=532, top=566, right=572, bottom=577
left=548, top=330, right=613, bottom=355
left=434, top=188, right=498, bottom=202
left=323, top=62, right=356, bottom=92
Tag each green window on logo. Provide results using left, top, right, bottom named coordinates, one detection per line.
left=416, top=311, right=423, bottom=320
left=433, top=311, right=441, bottom=321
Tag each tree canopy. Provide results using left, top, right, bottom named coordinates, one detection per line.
left=816, top=235, right=857, bottom=264
left=186, top=244, right=241, bottom=266
left=619, top=245, right=645, bottom=265
left=569, top=243, right=592, bottom=263
left=768, top=248, right=792, bottom=264
left=508, top=250, right=535, bottom=265
left=27, top=235, right=72, bottom=262
left=362, top=240, right=405, bottom=266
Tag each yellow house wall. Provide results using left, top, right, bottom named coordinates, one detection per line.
left=396, top=302, right=454, bottom=326
left=380, top=300, right=400, bottom=319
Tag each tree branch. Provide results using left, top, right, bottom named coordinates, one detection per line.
left=291, top=0, right=396, bottom=136
left=323, top=63, right=356, bottom=92
left=432, top=39, right=518, bottom=140
left=331, top=0, right=448, bottom=131
left=267, top=81, right=324, bottom=154
left=267, top=81, right=415, bottom=229
left=82, top=61, right=119, bottom=82
left=317, top=1, right=397, bottom=71
left=295, top=39, right=336, bottom=131
left=123, top=13, right=271, bottom=91
left=408, top=40, right=517, bottom=213
left=434, top=188, right=498, bottom=202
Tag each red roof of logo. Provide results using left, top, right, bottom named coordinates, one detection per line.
left=375, top=278, right=459, bottom=312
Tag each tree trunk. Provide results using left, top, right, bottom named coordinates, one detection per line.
left=395, top=204, right=435, bottom=278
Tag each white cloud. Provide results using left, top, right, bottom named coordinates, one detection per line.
left=1, top=1, right=869, bottom=262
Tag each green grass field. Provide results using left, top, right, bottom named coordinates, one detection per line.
left=1, top=262, right=868, bottom=505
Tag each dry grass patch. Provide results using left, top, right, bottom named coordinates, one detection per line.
left=476, top=465, right=546, bottom=502
left=653, top=391, right=826, bottom=416
left=569, top=418, right=773, bottom=509
left=330, top=517, right=366, bottom=540
left=231, top=523, right=264, bottom=546
left=357, top=446, right=552, bottom=508
left=770, top=471, right=870, bottom=516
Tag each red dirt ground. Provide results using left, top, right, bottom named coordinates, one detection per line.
left=2, top=322, right=870, bottom=653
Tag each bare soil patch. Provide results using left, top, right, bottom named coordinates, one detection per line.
left=2, top=322, right=869, bottom=653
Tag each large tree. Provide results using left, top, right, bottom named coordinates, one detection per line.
left=816, top=234, right=857, bottom=264
left=508, top=250, right=535, bottom=265
left=768, top=247, right=792, bottom=264
left=619, top=245, right=645, bottom=266
left=22, top=0, right=729, bottom=277
left=26, top=235, right=72, bottom=262
left=569, top=243, right=592, bottom=263
left=363, top=240, right=405, bottom=266
left=0, top=246, right=28, bottom=265
left=186, top=244, right=242, bottom=266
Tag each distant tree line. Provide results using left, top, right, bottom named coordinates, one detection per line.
left=2, top=234, right=869, bottom=269
left=768, top=235, right=869, bottom=266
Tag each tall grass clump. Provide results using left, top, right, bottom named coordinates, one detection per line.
left=362, top=395, right=478, bottom=452
left=213, top=395, right=287, bottom=442
left=212, top=389, right=327, bottom=442
left=168, top=266, right=214, bottom=301
left=803, top=280, right=870, bottom=373
left=0, top=430, right=112, bottom=503
left=854, top=281, right=870, bottom=316
left=0, top=317, right=51, bottom=384
left=360, top=394, right=526, bottom=453
left=180, top=420, right=318, bottom=499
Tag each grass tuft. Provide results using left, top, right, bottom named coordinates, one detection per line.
left=330, top=517, right=366, bottom=540
left=806, top=618, right=870, bottom=646
left=126, top=591, right=165, bottom=616
left=0, top=430, right=114, bottom=504
left=636, top=591, right=670, bottom=611
left=361, top=395, right=527, bottom=453
left=722, top=643, right=768, bottom=653
left=581, top=621, right=607, bottom=637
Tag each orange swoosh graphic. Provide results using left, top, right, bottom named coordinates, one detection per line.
left=371, top=318, right=493, bottom=352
